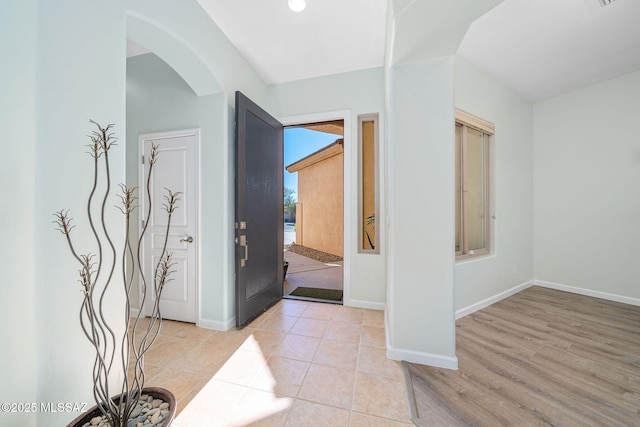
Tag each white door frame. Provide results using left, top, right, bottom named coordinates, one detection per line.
left=280, top=110, right=352, bottom=306
left=138, top=128, right=200, bottom=323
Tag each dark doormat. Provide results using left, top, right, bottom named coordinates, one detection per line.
left=289, top=287, right=343, bottom=302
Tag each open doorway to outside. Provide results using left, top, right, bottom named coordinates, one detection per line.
left=283, top=120, right=344, bottom=303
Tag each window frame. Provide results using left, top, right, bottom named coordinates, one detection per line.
left=358, top=113, right=379, bottom=254
left=455, top=109, right=494, bottom=261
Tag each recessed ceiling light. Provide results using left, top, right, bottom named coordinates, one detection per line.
left=288, top=0, right=306, bottom=12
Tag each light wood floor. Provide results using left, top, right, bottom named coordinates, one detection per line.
left=403, top=286, right=640, bottom=426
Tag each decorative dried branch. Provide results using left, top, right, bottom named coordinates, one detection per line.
left=148, top=142, right=159, bottom=166
left=155, top=252, right=177, bottom=289
left=89, top=120, right=117, bottom=152
left=54, top=121, right=179, bottom=427
left=162, top=189, right=182, bottom=215
left=78, top=254, right=96, bottom=292
left=115, top=184, right=137, bottom=215
left=53, top=210, right=75, bottom=235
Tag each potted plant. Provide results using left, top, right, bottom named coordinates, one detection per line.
left=55, top=121, right=179, bottom=427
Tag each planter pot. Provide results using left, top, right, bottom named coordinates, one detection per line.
left=67, top=387, right=176, bottom=427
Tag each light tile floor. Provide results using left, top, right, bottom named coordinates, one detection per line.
left=134, top=300, right=413, bottom=426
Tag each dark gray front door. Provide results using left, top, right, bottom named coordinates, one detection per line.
left=235, top=91, right=284, bottom=328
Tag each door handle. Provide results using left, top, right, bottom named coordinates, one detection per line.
left=180, top=235, right=194, bottom=243
left=239, top=235, right=248, bottom=267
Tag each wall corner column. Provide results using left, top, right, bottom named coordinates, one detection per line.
left=385, top=56, right=458, bottom=369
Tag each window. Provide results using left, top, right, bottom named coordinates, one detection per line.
left=455, top=110, right=494, bottom=259
left=358, top=114, right=379, bottom=253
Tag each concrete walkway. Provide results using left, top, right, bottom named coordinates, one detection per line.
left=283, top=250, right=343, bottom=295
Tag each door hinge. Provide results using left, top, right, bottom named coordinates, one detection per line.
left=141, top=155, right=145, bottom=164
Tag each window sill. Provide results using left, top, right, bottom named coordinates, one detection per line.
left=456, top=253, right=495, bottom=265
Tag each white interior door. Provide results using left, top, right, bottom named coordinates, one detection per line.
left=139, top=129, right=199, bottom=323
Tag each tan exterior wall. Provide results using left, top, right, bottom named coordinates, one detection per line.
left=294, top=148, right=344, bottom=257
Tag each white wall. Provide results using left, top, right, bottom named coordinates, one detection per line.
left=268, top=68, right=387, bottom=308
left=454, top=56, right=534, bottom=311
left=33, top=0, right=127, bottom=425
left=386, top=57, right=457, bottom=368
left=383, top=0, right=506, bottom=370
left=0, top=1, right=38, bottom=426
left=0, top=0, right=266, bottom=423
left=126, top=53, right=230, bottom=327
left=534, top=69, right=640, bottom=299
left=127, top=0, right=267, bottom=103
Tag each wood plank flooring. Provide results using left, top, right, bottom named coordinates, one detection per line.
left=403, top=286, right=640, bottom=426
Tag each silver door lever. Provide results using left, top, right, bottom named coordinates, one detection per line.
left=180, top=236, right=194, bottom=243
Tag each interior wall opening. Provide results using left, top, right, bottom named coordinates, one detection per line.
left=126, top=41, right=216, bottom=325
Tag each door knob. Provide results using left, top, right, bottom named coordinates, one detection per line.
left=180, top=236, right=194, bottom=243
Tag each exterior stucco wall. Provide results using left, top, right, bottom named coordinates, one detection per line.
left=296, top=150, right=344, bottom=257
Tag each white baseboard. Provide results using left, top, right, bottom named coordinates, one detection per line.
left=384, top=311, right=458, bottom=370
left=456, top=280, right=534, bottom=319
left=348, top=299, right=385, bottom=311
left=387, top=346, right=459, bottom=370
left=128, top=311, right=234, bottom=331
left=534, top=280, right=640, bottom=306
left=198, top=317, right=235, bottom=331
left=195, top=300, right=385, bottom=332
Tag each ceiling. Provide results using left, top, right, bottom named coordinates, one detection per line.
left=196, top=0, right=387, bottom=85
left=130, top=0, right=640, bottom=103
left=458, top=0, right=640, bottom=102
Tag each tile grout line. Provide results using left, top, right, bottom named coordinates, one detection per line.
left=167, top=302, right=407, bottom=425
left=346, top=319, right=366, bottom=425
left=279, top=299, right=311, bottom=426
